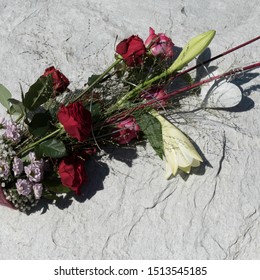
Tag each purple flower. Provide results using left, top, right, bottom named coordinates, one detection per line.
left=33, top=183, right=43, bottom=199
left=24, top=160, right=44, bottom=182
left=3, top=120, right=22, bottom=142
left=16, top=179, right=32, bottom=196
left=12, top=157, right=24, bottom=176
left=0, top=159, right=10, bottom=178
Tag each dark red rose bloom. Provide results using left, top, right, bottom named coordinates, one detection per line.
left=116, top=35, right=146, bottom=67
left=57, top=102, right=92, bottom=142
left=58, top=156, right=86, bottom=195
left=43, top=66, right=70, bottom=94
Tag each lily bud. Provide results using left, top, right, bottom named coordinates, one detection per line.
left=169, top=30, right=216, bottom=73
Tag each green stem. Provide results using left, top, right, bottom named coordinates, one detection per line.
left=106, top=67, right=173, bottom=115
left=15, top=114, right=24, bottom=124
left=18, top=128, right=63, bottom=157
left=72, top=58, right=122, bottom=103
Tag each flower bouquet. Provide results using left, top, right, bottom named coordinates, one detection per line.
left=0, top=27, right=259, bottom=213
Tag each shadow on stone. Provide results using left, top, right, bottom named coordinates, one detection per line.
left=103, top=144, right=139, bottom=167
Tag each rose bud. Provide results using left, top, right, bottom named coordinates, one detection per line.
left=43, top=66, right=70, bottom=95
left=116, top=35, right=146, bottom=67
left=145, top=27, right=174, bottom=58
left=141, top=87, right=168, bottom=108
left=57, top=102, right=92, bottom=142
left=113, top=116, right=140, bottom=144
left=58, top=156, right=87, bottom=195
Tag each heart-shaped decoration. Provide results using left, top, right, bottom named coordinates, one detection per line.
left=200, top=78, right=242, bottom=108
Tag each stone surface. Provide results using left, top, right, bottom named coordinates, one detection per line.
left=0, top=0, right=259, bottom=259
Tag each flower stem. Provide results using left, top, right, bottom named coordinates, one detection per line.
left=106, top=68, right=173, bottom=115
left=175, top=35, right=260, bottom=80
left=106, top=61, right=260, bottom=119
left=72, top=58, right=122, bottom=103
left=18, top=128, right=63, bottom=157
left=144, top=62, right=260, bottom=107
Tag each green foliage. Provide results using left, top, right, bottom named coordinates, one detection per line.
left=180, top=73, right=194, bottom=85
left=37, top=139, right=67, bottom=158
left=8, top=98, right=25, bottom=116
left=23, top=75, right=53, bottom=110
left=134, top=112, right=164, bottom=159
left=28, top=112, right=52, bottom=137
left=43, top=176, right=71, bottom=194
left=0, top=84, right=12, bottom=110
left=89, top=102, right=102, bottom=120
left=87, top=74, right=102, bottom=88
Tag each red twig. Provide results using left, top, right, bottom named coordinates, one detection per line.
left=149, top=62, right=260, bottom=104
left=106, top=61, right=260, bottom=124
left=175, top=36, right=260, bottom=79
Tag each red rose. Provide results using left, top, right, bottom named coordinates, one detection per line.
left=57, top=102, right=92, bottom=142
left=58, top=156, right=86, bottom=195
left=116, top=35, right=146, bottom=67
left=43, top=66, right=70, bottom=94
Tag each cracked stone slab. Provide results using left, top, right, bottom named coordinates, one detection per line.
left=0, top=0, right=260, bottom=260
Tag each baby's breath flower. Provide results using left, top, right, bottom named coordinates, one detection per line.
left=28, top=152, right=36, bottom=162
left=12, top=157, right=24, bottom=176
left=0, top=159, right=10, bottom=179
left=33, top=183, right=43, bottom=199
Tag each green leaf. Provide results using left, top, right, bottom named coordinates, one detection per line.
left=43, top=177, right=71, bottom=194
left=42, top=192, right=58, bottom=200
left=87, top=74, right=102, bottom=87
left=8, top=107, right=16, bottom=115
left=34, top=144, right=43, bottom=159
left=28, top=112, right=52, bottom=137
left=89, top=102, right=102, bottom=120
left=134, top=112, right=164, bottom=159
left=8, top=98, right=25, bottom=115
left=50, top=185, right=71, bottom=194
left=180, top=73, right=194, bottom=85
left=23, top=75, right=53, bottom=110
left=38, top=139, right=67, bottom=158
left=169, top=30, right=216, bottom=72
left=0, top=84, right=12, bottom=109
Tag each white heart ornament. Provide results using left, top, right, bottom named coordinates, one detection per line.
left=200, top=78, right=242, bottom=108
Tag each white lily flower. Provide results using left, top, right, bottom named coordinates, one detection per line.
left=151, top=110, right=203, bottom=179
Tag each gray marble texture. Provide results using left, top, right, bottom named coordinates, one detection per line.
left=0, top=0, right=259, bottom=259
